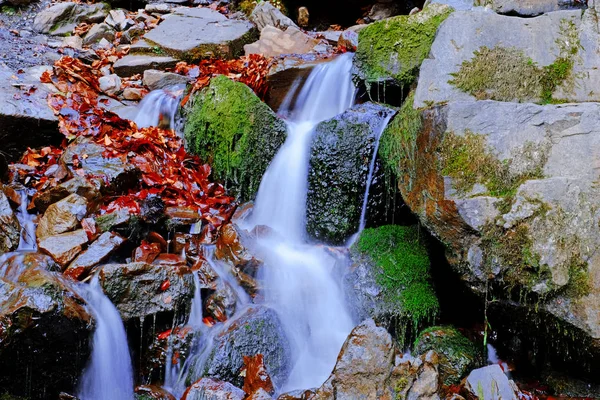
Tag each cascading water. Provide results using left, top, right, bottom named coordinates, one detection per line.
left=78, top=276, right=134, bottom=400
left=15, top=188, right=37, bottom=251
left=134, top=85, right=185, bottom=130
left=243, top=53, right=358, bottom=391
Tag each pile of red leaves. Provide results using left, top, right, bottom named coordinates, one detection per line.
left=172, top=54, right=271, bottom=106
left=22, top=55, right=236, bottom=229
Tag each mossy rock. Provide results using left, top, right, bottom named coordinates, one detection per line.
left=414, top=326, right=480, bottom=385
left=351, top=225, right=439, bottom=340
left=354, top=3, right=453, bottom=87
left=183, top=75, right=287, bottom=201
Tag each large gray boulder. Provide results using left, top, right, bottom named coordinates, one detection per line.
left=187, top=306, right=291, bottom=389
left=306, top=102, right=396, bottom=244
left=415, top=7, right=600, bottom=106
left=488, top=0, right=584, bottom=16
left=143, top=7, right=257, bottom=62
left=33, top=2, right=110, bottom=36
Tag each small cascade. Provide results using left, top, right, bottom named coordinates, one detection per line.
left=134, top=85, right=185, bottom=130
left=243, top=53, right=357, bottom=391
left=78, top=276, right=134, bottom=400
left=15, top=188, right=37, bottom=251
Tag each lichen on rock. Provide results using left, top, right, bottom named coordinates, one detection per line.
left=354, top=3, right=453, bottom=86
left=183, top=75, right=287, bottom=201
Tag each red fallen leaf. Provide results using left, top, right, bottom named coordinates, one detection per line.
left=160, top=279, right=170, bottom=291
left=202, top=317, right=215, bottom=327
left=157, top=329, right=172, bottom=341
left=242, top=354, right=274, bottom=395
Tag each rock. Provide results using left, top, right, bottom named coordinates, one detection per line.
left=0, top=253, right=92, bottom=398
left=414, top=326, right=479, bottom=385
left=489, top=0, right=583, bottom=16
left=33, top=176, right=101, bottom=213
left=143, top=7, right=257, bottom=62
left=38, top=229, right=89, bottom=267
left=414, top=7, right=600, bottom=106
left=33, top=2, right=110, bottom=36
left=244, top=25, right=320, bottom=57
left=99, top=74, right=122, bottom=96
left=316, top=31, right=341, bottom=45
left=391, top=351, right=442, bottom=400
left=354, top=3, right=453, bottom=86
left=297, top=6, right=309, bottom=27
left=384, top=95, right=600, bottom=372
left=0, top=191, right=20, bottom=255
left=98, top=262, right=194, bottom=321
left=0, top=65, right=59, bottom=162
left=64, top=232, right=126, bottom=280
left=145, top=3, right=175, bottom=13
left=113, top=54, right=179, bottom=77
left=182, top=378, right=245, bottom=400
left=250, top=1, right=297, bottom=31
left=306, top=102, right=396, bottom=244
left=36, top=194, right=88, bottom=241
left=248, top=388, right=272, bottom=400
left=465, top=365, right=518, bottom=400
left=143, top=69, right=189, bottom=90
left=265, top=54, right=322, bottom=111
left=122, top=23, right=146, bottom=44
left=83, top=23, right=116, bottom=46
left=338, top=29, right=358, bottom=51
left=123, top=87, right=145, bottom=100
left=62, top=35, right=84, bottom=50
left=188, top=306, right=291, bottom=389
left=135, top=384, right=177, bottom=400
left=183, top=75, right=287, bottom=201
left=61, top=137, right=141, bottom=192
left=105, top=9, right=134, bottom=31
left=367, top=0, right=402, bottom=21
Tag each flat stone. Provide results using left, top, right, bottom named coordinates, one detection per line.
left=317, top=30, right=341, bottom=45
left=490, top=0, right=583, bottom=16
left=143, top=7, right=257, bottom=62
left=245, top=26, right=320, bottom=57
left=83, top=23, right=116, bottom=46
left=36, top=194, right=88, bottom=241
left=113, top=54, right=179, bottom=77
left=64, top=231, right=126, bottom=280
left=129, top=39, right=154, bottom=55
left=143, top=69, right=189, bottom=90
left=38, top=229, right=89, bottom=267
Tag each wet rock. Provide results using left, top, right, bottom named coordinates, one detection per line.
left=306, top=102, right=396, bottom=244
left=297, top=6, right=309, bottom=27
left=36, top=193, right=88, bottom=241
left=165, top=206, right=202, bottom=228
left=83, top=23, right=116, bottom=46
left=182, top=378, right=245, bottom=400
left=465, top=365, right=518, bottom=400
left=95, top=208, right=131, bottom=233
left=33, top=2, right=110, bottom=36
left=105, top=9, right=135, bottom=31
left=135, top=384, right=176, bottom=399
left=248, top=388, right=273, bottom=400
left=265, top=55, right=321, bottom=111
left=140, top=195, right=165, bottom=224
left=0, top=65, right=59, bottom=162
left=113, top=54, right=180, bottom=77
left=0, top=191, right=20, bottom=255
left=354, top=3, right=453, bottom=87
left=183, top=75, right=287, bottom=201
left=98, top=261, right=194, bottom=321
left=99, top=73, right=122, bottom=96
left=192, top=306, right=292, bottom=388
left=250, top=1, right=297, bottom=31
left=143, top=325, right=195, bottom=386
left=338, top=29, right=359, bottom=51
left=123, top=87, right=145, bottom=101
left=367, top=0, right=402, bottom=21
left=143, top=69, right=189, bottom=91
left=38, top=229, right=89, bottom=267
left=64, top=231, right=126, bottom=280
left=0, top=253, right=92, bottom=399
left=489, top=0, right=583, bottom=16
left=143, top=7, right=257, bottom=62
left=205, top=280, right=237, bottom=322
left=277, top=389, right=316, bottom=399
left=414, top=326, right=479, bottom=385
left=244, top=25, right=320, bottom=57
left=61, top=137, right=141, bottom=193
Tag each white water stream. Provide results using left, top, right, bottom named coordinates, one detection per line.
left=77, top=276, right=134, bottom=400
left=15, top=189, right=37, bottom=252
left=134, top=85, right=185, bottom=130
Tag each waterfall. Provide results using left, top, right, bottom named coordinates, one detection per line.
left=134, top=85, right=185, bottom=130
left=15, top=188, right=36, bottom=252
left=243, top=53, right=357, bottom=391
left=78, top=276, right=134, bottom=400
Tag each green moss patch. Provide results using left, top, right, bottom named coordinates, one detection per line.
left=355, top=4, right=453, bottom=86
left=353, top=225, right=439, bottom=330
left=183, top=75, right=287, bottom=201
left=450, top=19, right=580, bottom=104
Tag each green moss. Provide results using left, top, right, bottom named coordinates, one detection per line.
left=563, top=257, right=591, bottom=299
left=353, top=225, right=439, bottom=330
left=450, top=19, right=580, bottom=104
left=355, top=4, right=453, bottom=86
left=379, top=92, right=422, bottom=190
left=414, top=326, right=479, bottom=385
left=183, top=75, right=287, bottom=201
left=1, top=6, right=18, bottom=15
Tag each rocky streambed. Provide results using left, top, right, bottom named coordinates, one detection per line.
left=1, top=0, right=600, bottom=399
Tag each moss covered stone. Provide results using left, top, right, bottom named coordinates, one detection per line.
left=353, top=225, right=439, bottom=331
left=354, top=4, right=453, bottom=86
left=414, top=326, right=479, bottom=385
left=183, top=75, right=287, bottom=201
